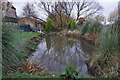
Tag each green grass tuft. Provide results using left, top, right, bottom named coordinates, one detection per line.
left=98, top=24, right=118, bottom=61
left=2, top=23, right=25, bottom=72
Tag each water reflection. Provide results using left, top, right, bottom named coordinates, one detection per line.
left=30, top=36, right=95, bottom=76
left=45, top=37, right=51, bottom=51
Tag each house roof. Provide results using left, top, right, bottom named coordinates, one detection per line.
left=19, top=17, right=46, bottom=26
left=7, top=2, right=16, bottom=10
left=3, top=16, right=19, bottom=23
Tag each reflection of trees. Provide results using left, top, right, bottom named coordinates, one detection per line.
left=45, top=37, right=51, bottom=51
left=50, top=36, right=68, bottom=54
left=68, top=40, right=73, bottom=48
left=79, top=39, right=95, bottom=55
left=42, top=36, right=95, bottom=64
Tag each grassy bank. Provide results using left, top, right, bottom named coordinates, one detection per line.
left=21, top=32, right=39, bottom=45
left=21, top=32, right=43, bottom=55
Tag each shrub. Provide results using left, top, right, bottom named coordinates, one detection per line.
left=80, top=21, right=103, bottom=35
left=2, top=23, right=25, bottom=72
left=80, top=21, right=90, bottom=35
left=45, top=18, right=52, bottom=32
left=67, top=20, right=71, bottom=29
left=70, top=20, right=75, bottom=31
left=88, top=21, right=103, bottom=34
left=74, top=24, right=79, bottom=30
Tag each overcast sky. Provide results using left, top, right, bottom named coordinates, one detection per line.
left=8, top=0, right=119, bottom=21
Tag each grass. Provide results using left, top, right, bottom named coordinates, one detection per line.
left=3, top=72, right=60, bottom=78
left=20, top=32, right=40, bottom=55
left=21, top=32, right=39, bottom=43
left=23, top=33, right=43, bottom=55
left=98, top=25, right=118, bottom=61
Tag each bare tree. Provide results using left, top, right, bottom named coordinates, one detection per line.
left=36, top=2, right=53, bottom=18
left=22, top=2, right=38, bottom=18
left=61, top=2, right=75, bottom=18
left=75, top=0, right=103, bottom=20
left=36, top=2, right=74, bottom=28
left=36, top=2, right=75, bottom=19
left=50, top=2, right=75, bottom=28
left=53, top=2, right=63, bottom=28
left=36, top=1, right=102, bottom=28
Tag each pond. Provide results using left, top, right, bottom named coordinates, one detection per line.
left=29, top=36, right=96, bottom=76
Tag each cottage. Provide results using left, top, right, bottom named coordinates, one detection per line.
left=2, top=1, right=19, bottom=24
left=18, top=17, right=45, bottom=32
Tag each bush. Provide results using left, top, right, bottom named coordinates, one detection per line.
left=80, top=21, right=90, bottom=35
left=45, top=18, right=52, bottom=32
left=88, top=21, right=103, bottom=34
left=67, top=20, right=75, bottom=30
left=80, top=21, right=103, bottom=35
left=67, top=20, right=71, bottom=29
left=2, top=23, right=25, bottom=72
left=98, top=25, right=118, bottom=61
left=74, top=24, right=79, bottom=30
left=70, top=20, right=75, bottom=31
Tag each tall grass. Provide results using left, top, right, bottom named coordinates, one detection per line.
left=98, top=24, right=118, bottom=61
left=2, top=23, right=25, bottom=72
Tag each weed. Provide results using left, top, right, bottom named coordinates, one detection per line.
left=60, top=63, right=79, bottom=79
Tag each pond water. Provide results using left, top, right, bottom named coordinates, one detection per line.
left=29, top=36, right=96, bottom=76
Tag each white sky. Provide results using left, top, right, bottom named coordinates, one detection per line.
left=8, top=0, right=119, bottom=21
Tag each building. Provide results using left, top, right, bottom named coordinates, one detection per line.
left=2, top=1, right=19, bottom=24
left=18, top=17, right=45, bottom=32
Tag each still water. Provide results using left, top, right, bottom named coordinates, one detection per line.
left=29, top=36, right=95, bottom=76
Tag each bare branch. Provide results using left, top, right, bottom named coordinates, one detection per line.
left=75, top=0, right=103, bottom=20
left=22, top=2, right=38, bottom=18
